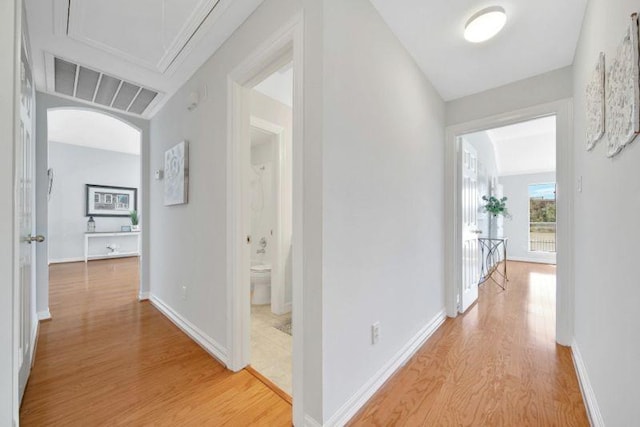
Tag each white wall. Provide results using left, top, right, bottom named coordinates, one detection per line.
left=250, top=141, right=274, bottom=266
left=147, top=0, right=327, bottom=422
left=0, top=0, right=19, bottom=424
left=48, top=142, right=140, bottom=262
left=501, top=172, right=556, bottom=264
left=572, top=0, right=640, bottom=423
left=322, top=0, right=445, bottom=421
left=446, top=66, right=573, bottom=126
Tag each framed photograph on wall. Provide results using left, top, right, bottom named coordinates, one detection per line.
left=86, top=184, right=137, bottom=217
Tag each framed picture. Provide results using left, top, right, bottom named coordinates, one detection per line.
left=164, top=140, right=189, bottom=206
left=86, top=184, right=137, bottom=217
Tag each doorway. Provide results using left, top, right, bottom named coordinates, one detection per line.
left=44, top=107, right=143, bottom=311
left=247, top=69, right=293, bottom=394
left=227, top=16, right=304, bottom=424
left=445, top=100, right=574, bottom=345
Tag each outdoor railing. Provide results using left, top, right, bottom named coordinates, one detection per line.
left=530, top=222, right=556, bottom=253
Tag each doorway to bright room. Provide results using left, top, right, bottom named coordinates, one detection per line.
left=457, top=115, right=558, bottom=313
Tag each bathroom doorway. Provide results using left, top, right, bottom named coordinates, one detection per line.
left=246, top=62, right=293, bottom=396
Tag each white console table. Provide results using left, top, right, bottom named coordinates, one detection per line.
left=84, top=231, right=141, bottom=263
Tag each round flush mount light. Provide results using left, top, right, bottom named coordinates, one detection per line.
left=464, top=6, right=507, bottom=43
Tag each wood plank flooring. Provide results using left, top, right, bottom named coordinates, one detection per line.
left=349, top=261, right=589, bottom=426
left=19, top=258, right=292, bottom=426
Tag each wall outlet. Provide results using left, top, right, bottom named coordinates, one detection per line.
left=181, top=285, right=188, bottom=300
left=371, top=321, right=380, bottom=345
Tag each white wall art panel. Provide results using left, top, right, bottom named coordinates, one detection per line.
left=586, top=52, right=605, bottom=150
left=164, top=141, right=189, bottom=206
left=605, top=15, right=640, bottom=157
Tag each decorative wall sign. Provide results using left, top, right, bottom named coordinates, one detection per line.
left=586, top=52, right=605, bottom=150
left=164, top=141, right=189, bottom=206
left=86, top=184, right=137, bottom=217
left=605, top=14, right=640, bottom=157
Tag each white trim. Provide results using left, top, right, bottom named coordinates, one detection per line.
left=507, top=256, right=556, bottom=265
left=304, top=414, right=323, bottom=427
left=325, top=310, right=447, bottom=427
left=37, top=309, right=51, bottom=321
left=572, top=339, right=604, bottom=427
left=445, top=99, right=574, bottom=345
left=48, top=257, right=85, bottom=264
left=150, top=295, right=228, bottom=366
left=137, top=292, right=150, bottom=301
left=227, top=13, right=305, bottom=426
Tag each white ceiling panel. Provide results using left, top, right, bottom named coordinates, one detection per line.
left=68, top=0, right=218, bottom=73
left=25, top=0, right=264, bottom=118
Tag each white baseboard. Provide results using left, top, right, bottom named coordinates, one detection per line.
left=138, top=292, right=150, bottom=301
left=150, top=295, right=228, bottom=367
left=304, top=414, right=322, bottom=427
left=571, top=339, right=604, bottom=427
left=30, top=319, right=39, bottom=367
left=37, top=309, right=51, bottom=321
left=507, top=256, right=556, bottom=265
left=48, top=257, right=84, bottom=264
left=325, top=309, right=447, bottom=427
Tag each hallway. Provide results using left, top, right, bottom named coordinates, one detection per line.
left=349, top=262, right=589, bottom=426
left=20, top=258, right=291, bottom=426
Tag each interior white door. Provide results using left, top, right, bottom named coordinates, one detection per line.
left=17, top=44, right=37, bottom=400
left=460, top=140, right=480, bottom=312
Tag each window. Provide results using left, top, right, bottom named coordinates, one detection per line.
left=528, top=183, right=556, bottom=252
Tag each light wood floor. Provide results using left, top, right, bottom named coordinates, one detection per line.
left=21, top=259, right=587, bottom=426
left=19, top=258, right=292, bottom=426
left=349, top=261, right=589, bottom=426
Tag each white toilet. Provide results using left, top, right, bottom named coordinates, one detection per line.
left=251, top=264, right=271, bottom=305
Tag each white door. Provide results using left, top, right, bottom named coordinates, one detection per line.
left=460, top=140, right=480, bottom=312
left=17, top=45, right=38, bottom=400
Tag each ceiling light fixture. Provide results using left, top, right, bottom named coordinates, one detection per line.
left=464, top=6, right=507, bottom=43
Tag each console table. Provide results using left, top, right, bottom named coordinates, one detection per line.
left=478, top=237, right=508, bottom=290
left=84, top=231, right=141, bottom=262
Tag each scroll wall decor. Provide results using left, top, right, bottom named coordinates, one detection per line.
left=164, top=141, right=189, bottom=206
left=585, top=52, right=605, bottom=150
left=605, top=14, right=640, bottom=157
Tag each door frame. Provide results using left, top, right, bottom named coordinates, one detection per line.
left=444, top=99, right=574, bottom=345
left=250, top=116, right=291, bottom=315
left=227, top=13, right=304, bottom=422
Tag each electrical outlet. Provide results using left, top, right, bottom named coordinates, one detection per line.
left=371, top=322, right=380, bottom=345
left=181, top=285, right=188, bottom=300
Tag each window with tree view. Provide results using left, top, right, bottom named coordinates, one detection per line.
left=529, top=183, right=556, bottom=252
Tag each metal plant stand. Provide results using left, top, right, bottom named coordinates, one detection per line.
left=478, top=237, right=508, bottom=290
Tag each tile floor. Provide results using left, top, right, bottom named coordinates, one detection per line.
left=250, top=304, right=292, bottom=395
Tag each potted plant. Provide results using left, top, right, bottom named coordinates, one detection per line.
left=481, top=195, right=510, bottom=238
left=130, top=210, right=140, bottom=231
left=482, top=195, right=510, bottom=217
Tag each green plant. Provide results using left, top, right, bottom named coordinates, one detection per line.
left=130, top=210, right=139, bottom=226
left=482, top=195, right=510, bottom=218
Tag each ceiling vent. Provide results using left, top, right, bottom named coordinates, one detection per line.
left=54, top=57, right=160, bottom=115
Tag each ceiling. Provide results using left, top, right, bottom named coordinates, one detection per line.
left=486, top=115, right=556, bottom=176
left=48, top=109, right=141, bottom=155
left=253, top=63, right=293, bottom=107
left=369, top=0, right=588, bottom=100
left=25, top=0, right=264, bottom=118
